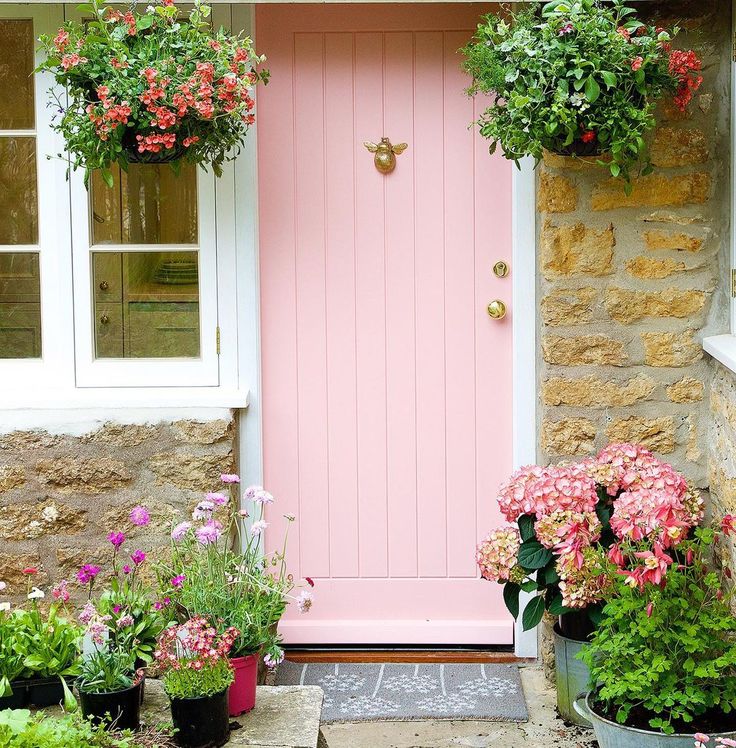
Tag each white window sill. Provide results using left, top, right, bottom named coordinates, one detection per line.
left=0, top=387, right=249, bottom=411
left=703, top=334, right=736, bottom=375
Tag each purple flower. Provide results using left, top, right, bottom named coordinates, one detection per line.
left=117, top=613, right=134, bottom=628
left=129, top=505, right=150, bottom=527
left=171, top=521, right=192, bottom=541
left=108, top=531, right=125, bottom=548
left=78, top=601, right=96, bottom=624
left=195, top=520, right=222, bottom=545
left=113, top=604, right=122, bottom=614
left=253, top=490, right=274, bottom=505
left=250, top=519, right=268, bottom=537
left=130, top=549, right=146, bottom=566
left=76, top=564, right=101, bottom=585
left=192, top=499, right=215, bottom=521
left=122, top=565, right=132, bottom=575
left=206, top=492, right=228, bottom=506
left=170, top=574, right=186, bottom=589
left=220, top=473, right=240, bottom=484
left=243, top=484, right=263, bottom=499
left=559, top=21, right=574, bottom=35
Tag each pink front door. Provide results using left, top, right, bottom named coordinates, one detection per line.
left=257, top=3, right=513, bottom=645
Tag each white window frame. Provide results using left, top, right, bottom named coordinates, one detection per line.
left=0, top=4, right=75, bottom=392
left=0, top=4, right=246, bottom=403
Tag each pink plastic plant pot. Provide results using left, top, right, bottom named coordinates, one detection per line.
left=228, top=654, right=258, bottom=717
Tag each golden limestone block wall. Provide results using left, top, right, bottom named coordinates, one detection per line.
left=537, top=0, right=730, bottom=492
left=0, top=417, right=236, bottom=598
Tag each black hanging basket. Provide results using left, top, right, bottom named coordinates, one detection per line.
left=121, top=128, right=187, bottom=165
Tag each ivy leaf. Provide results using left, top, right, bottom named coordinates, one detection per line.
left=503, top=582, right=521, bottom=619
left=136, top=14, right=154, bottom=30
left=101, top=169, right=114, bottom=189
left=584, top=75, right=600, bottom=103
left=521, top=595, right=546, bottom=631
left=518, top=539, right=553, bottom=570
left=518, top=514, right=536, bottom=542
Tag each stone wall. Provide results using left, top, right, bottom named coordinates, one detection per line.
left=538, top=0, right=730, bottom=488
left=0, top=415, right=235, bottom=597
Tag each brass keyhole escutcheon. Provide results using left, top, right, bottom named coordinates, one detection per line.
left=99, top=280, right=109, bottom=291
left=487, top=300, right=507, bottom=320
left=364, top=137, right=408, bottom=174
left=100, top=314, right=110, bottom=325
left=493, top=261, right=509, bottom=278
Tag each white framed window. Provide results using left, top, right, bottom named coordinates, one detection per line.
left=0, top=5, right=74, bottom=391
left=0, top=4, right=246, bottom=403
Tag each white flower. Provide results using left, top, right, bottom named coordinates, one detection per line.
left=243, top=484, right=263, bottom=500
left=0, top=581, right=6, bottom=592
left=192, top=499, right=215, bottom=521
left=296, top=590, right=313, bottom=614
left=0, top=602, right=10, bottom=612
left=250, top=519, right=268, bottom=536
left=27, top=587, right=45, bottom=601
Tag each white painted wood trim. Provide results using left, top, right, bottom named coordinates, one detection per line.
left=233, top=3, right=264, bottom=490
left=512, top=156, right=538, bottom=659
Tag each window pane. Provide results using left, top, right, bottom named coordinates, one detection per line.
left=0, top=137, right=38, bottom=244
left=0, top=252, right=41, bottom=358
left=0, top=19, right=34, bottom=130
left=93, top=251, right=200, bottom=358
left=91, top=164, right=198, bottom=245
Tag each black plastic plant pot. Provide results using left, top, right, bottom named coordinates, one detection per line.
left=0, top=682, right=29, bottom=710
left=27, top=676, right=71, bottom=708
left=79, top=680, right=143, bottom=731
left=170, top=689, right=230, bottom=748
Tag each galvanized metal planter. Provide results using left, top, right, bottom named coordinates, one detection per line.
left=574, top=692, right=736, bottom=748
left=553, top=625, right=591, bottom=727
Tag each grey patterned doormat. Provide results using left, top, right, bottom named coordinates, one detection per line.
left=276, top=661, right=528, bottom=723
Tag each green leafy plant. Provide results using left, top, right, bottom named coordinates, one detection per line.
left=13, top=604, right=82, bottom=681
left=156, top=617, right=236, bottom=699
left=36, top=0, right=267, bottom=184
left=582, top=524, right=736, bottom=735
left=0, top=709, right=140, bottom=748
left=76, top=648, right=136, bottom=695
left=0, top=608, right=26, bottom=697
left=462, top=0, right=703, bottom=181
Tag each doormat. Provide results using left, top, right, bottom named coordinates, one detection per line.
left=275, top=661, right=529, bottom=723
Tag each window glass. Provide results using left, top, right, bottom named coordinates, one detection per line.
left=0, top=19, right=34, bottom=130
left=93, top=251, right=200, bottom=358
left=0, top=137, right=38, bottom=244
left=0, top=253, right=41, bottom=358
left=90, top=163, right=198, bottom=245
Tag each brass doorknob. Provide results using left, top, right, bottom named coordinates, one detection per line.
left=99, top=280, right=109, bottom=291
left=487, top=300, right=507, bottom=319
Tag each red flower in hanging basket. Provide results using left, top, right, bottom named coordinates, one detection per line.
left=580, top=130, right=596, bottom=143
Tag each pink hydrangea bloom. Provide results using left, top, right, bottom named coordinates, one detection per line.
left=476, top=527, right=521, bottom=583
left=526, top=465, right=598, bottom=518
left=496, top=465, right=543, bottom=522
left=611, top=487, right=694, bottom=547
left=535, top=510, right=601, bottom=565
left=557, top=548, right=608, bottom=608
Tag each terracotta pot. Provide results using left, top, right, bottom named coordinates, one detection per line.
left=228, top=654, right=258, bottom=716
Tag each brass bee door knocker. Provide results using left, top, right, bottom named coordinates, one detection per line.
left=364, top=137, right=408, bottom=174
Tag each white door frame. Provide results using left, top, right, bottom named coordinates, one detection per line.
left=236, top=5, right=539, bottom=659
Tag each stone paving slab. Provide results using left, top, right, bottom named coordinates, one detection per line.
left=143, top=680, right=325, bottom=748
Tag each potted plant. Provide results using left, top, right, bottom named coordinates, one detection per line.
left=0, top=586, right=27, bottom=709
left=160, top=474, right=313, bottom=717
left=461, top=0, right=703, bottom=181
left=36, top=0, right=267, bottom=185
left=477, top=442, right=703, bottom=725
left=155, top=617, right=238, bottom=748
left=576, top=519, right=736, bottom=747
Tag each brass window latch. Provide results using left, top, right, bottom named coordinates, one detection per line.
left=364, top=137, right=408, bottom=174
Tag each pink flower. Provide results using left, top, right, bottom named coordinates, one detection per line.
left=122, top=564, right=132, bottom=575
left=607, top=544, right=625, bottom=567
left=76, top=564, right=101, bottom=584
left=631, top=56, right=643, bottom=71
left=193, top=499, right=215, bottom=521
left=263, top=651, right=284, bottom=669
left=476, top=528, right=521, bottom=583
left=722, top=515, right=735, bottom=536
left=221, top=473, right=240, bottom=484
left=108, top=531, right=125, bottom=548
left=496, top=465, right=544, bottom=522
left=646, top=602, right=654, bottom=618
left=250, top=519, right=268, bottom=537
left=206, top=492, right=228, bottom=506
left=171, top=521, right=192, bottom=541
left=695, top=735, right=710, bottom=748
left=526, top=465, right=598, bottom=518
left=195, top=520, right=222, bottom=545
left=78, top=601, right=96, bottom=624
left=130, top=549, right=146, bottom=566
left=611, top=487, right=693, bottom=547
left=22, top=567, right=38, bottom=575
left=558, top=22, right=574, bottom=36
left=52, top=579, right=70, bottom=602
left=117, top=613, right=134, bottom=628
left=170, top=574, right=186, bottom=588
left=616, top=26, right=631, bottom=42
left=130, top=505, right=150, bottom=526
left=253, top=489, right=274, bottom=505
left=633, top=543, right=673, bottom=587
